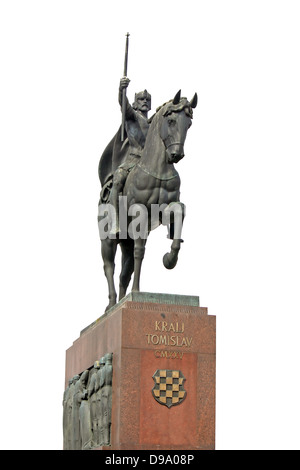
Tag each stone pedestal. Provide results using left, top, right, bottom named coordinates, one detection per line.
left=65, top=293, right=216, bottom=450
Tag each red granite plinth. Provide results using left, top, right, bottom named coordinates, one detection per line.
left=65, top=294, right=216, bottom=450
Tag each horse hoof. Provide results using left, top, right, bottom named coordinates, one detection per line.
left=105, top=300, right=116, bottom=312
left=163, top=252, right=178, bottom=270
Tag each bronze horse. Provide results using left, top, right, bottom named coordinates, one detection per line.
left=98, top=91, right=197, bottom=311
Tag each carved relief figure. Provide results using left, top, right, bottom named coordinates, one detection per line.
left=87, top=361, right=100, bottom=447
left=79, top=370, right=92, bottom=450
left=63, top=354, right=113, bottom=450
left=72, top=370, right=89, bottom=450
left=62, top=379, right=72, bottom=450
left=102, top=353, right=113, bottom=445
left=96, top=356, right=106, bottom=446
left=66, top=375, right=79, bottom=450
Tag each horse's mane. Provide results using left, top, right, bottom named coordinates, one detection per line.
left=148, top=97, right=194, bottom=126
left=145, top=101, right=168, bottom=146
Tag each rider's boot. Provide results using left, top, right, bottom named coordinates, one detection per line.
left=109, top=189, right=120, bottom=237
left=109, top=169, right=127, bottom=237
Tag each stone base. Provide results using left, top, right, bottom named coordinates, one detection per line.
left=65, top=293, right=216, bottom=450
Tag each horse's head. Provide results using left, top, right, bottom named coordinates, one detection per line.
left=159, top=90, right=197, bottom=164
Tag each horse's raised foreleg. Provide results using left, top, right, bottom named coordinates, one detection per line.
left=101, top=239, right=118, bottom=311
left=163, top=202, right=185, bottom=270
left=163, top=239, right=183, bottom=269
left=119, top=239, right=134, bottom=300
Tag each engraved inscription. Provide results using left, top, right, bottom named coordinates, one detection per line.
left=154, top=350, right=184, bottom=359
left=146, top=318, right=193, bottom=358
left=146, top=334, right=192, bottom=347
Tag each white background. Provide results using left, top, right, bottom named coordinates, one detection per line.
left=0, top=0, right=300, bottom=450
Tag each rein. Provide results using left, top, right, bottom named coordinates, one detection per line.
left=137, top=163, right=179, bottom=181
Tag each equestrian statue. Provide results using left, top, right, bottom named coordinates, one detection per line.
left=98, top=36, right=197, bottom=312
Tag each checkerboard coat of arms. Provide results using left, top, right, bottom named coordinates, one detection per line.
left=152, top=370, right=187, bottom=408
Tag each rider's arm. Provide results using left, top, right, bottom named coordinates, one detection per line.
left=119, top=77, right=135, bottom=120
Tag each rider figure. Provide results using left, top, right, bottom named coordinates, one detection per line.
left=109, top=77, right=151, bottom=235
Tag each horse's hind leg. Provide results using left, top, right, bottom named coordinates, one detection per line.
left=119, top=239, right=134, bottom=301
left=101, top=239, right=118, bottom=312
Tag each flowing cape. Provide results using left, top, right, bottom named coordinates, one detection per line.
left=98, top=126, right=129, bottom=187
